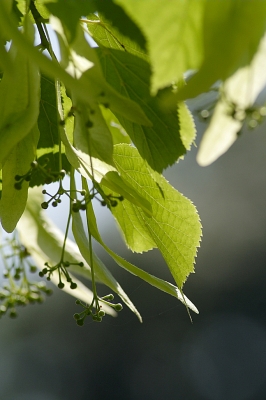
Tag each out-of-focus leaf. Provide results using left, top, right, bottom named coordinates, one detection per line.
left=197, top=34, right=266, bottom=165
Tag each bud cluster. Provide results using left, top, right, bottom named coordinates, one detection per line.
left=0, top=236, right=52, bottom=319
left=39, top=260, right=84, bottom=290
left=73, top=294, right=123, bottom=326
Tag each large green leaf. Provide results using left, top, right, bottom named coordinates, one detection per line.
left=115, top=0, right=205, bottom=94
left=0, top=124, right=39, bottom=233
left=83, top=181, right=198, bottom=314
left=0, top=17, right=40, bottom=165
left=50, top=17, right=151, bottom=127
left=97, top=47, right=186, bottom=172
left=112, top=145, right=202, bottom=288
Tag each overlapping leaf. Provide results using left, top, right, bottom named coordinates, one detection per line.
left=97, top=47, right=186, bottom=172
left=82, top=181, right=198, bottom=314
left=115, top=0, right=205, bottom=94
left=197, top=34, right=266, bottom=166
left=110, top=144, right=202, bottom=288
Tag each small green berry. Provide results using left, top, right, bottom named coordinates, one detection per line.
left=58, top=282, right=64, bottom=289
left=39, top=271, right=44, bottom=277
left=42, top=189, right=47, bottom=194
left=98, top=310, right=105, bottom=317
left=114, top=303, right=123, bottom=311
left=14, top=182, right=22, bottom=190
left=63, top=261, right=70, bottom=267
left=70, top=282, right=77, bottom=290
left=110, top=200, right=118, bottom=207
left=79, top=262, right=84, bottom=267
left=10, top=309, right=17, bottom=318
left=76, top=319, right=84, bottom=326
left=41, top=202, right=49, bottom=209
left=15, top=175, right=21, bottom=181
left=52, top=201, right=58, bottom=207
left=86, top=120, right=94, bottom=128
left=30, top=265, right=37, bottom=273
left=73, top=313, right=80, bottom=320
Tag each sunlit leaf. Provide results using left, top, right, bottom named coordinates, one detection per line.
left=97, top=47, right=186, bottom=172
left=112, top=145, right=202, bottom=288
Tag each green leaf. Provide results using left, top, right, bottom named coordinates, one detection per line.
left=99, top=106, right=131, bottom=145
left=115, top=0, right=205, bottom=94
left=178, top=102, right=196, bottom=151
left=97, top=47, right=186, bottom=172
left=197, top=34, right=266, bottom=166
left=38, top=75, right=59, bottom=149
left=45, top=0, right=96, bottom=41
left=0, top=17, right=40, bottom=165
left=112, top=144, right=202, bottom=288
left=83, top=180, right=199, bottom=314
left=71, top=198, right=142, bottom=321
left=73, top=99, right=114, bottom=167
left=0, top=124, right=39, bottom=233
left=50, top=18, right=151, bottom=126
left=178, top=0, right=266, bottom=100
left=86, top=13, right=147, bottom=60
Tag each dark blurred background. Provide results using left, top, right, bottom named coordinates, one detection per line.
left=0, top=108, right=266, bottom=400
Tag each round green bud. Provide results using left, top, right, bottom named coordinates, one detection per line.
left=114, top=303, right=123, bottom=311
left=98, top=310, right=105, bottom=317
left=80, top=190, right=86, bottom=196
left=75, top=299, right=81, bottom=305
left=10, top=309, right=17, bottom=318
left=52, top=201, right=58, bottom=207
left=30, top=265, right=37, bottom=273
left=80, top=204, right=87, bottom=211
left=59, top=120, right=65, bottom=126
left=73, top=313, right=80, bottom=320
left=79, top=262, right=84, bottom=267
left=76, top=319, right=84, bottom=326
left=57, top=198, right=62, bottom=203
left=110, top=200, right=118, bottom=207
left=42, top=189, right=47, bottom=194
left=15, top=175, right=21, bottom=181
left=42, top=268, right=48, bottom=274
left=14, top=182, right=22, bottom=190
left=70, top=282, right=77, bottom=290
left=41, top=202, right=49, bottom=209
left=39, top=271, right=44, bottom=277
left=119, top=196, right=124, bottom=201
left=101, top=201, right=107, bottom=207
left=25, top=175, right=31, bottom=182
left=58, top=282, right=64, bottom=289
left=86, top=120, right=94, bottom=128
left=63, top=261, right=70, bottom=267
